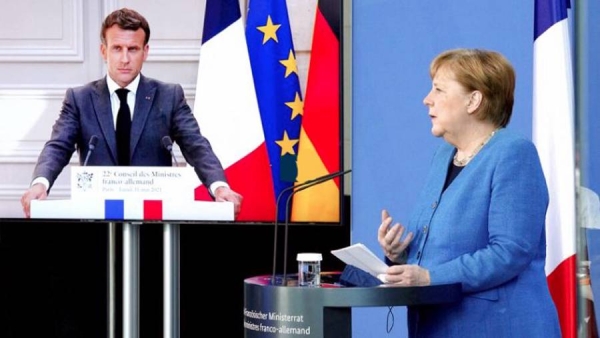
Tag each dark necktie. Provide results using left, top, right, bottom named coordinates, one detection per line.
left=115, top=88, right=131, bottom=166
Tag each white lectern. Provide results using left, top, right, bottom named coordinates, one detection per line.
left=31, top=166, right=234, bottom=338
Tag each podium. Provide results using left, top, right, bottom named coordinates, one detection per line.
left=30, top=166, right=234, bottom=338
left=244, top=272, right=461, bottom=337
left=31, top=166, right=233, bottom=222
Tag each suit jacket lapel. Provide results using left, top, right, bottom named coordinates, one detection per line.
left=92, top=77, right=118, bottom=163
left=131, top=75, right=157, bottom=153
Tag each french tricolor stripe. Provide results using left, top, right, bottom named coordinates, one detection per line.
left=105, top=199, right=163, bottom=221
left=105, top=199, right=125, bottom=220
left=193, top=0, right=276, bottom=221
left=533, top=0, right=577, bottom=337
left=143, top=200, right=162, bottom=220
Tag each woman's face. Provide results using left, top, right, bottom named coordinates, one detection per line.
left=423, top=67, right=472, bottom=139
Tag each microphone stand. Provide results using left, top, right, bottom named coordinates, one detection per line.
left=83, top=135, right=98, bottom=166
left=271, top=169, right=352, bottom=285
left=162, top=136, right=179, bottom=167
left=272, top=184, right=297, bottom=284
left=162, top=137, right=180, bottom=337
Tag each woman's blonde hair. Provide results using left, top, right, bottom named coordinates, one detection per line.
left=430, top=48, right=515, bottom=127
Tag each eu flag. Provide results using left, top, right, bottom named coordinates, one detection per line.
left=246, top=0, right=303, bottom=221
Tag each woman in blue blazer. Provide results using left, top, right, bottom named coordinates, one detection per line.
left=378, top=49, right=561, bottom=337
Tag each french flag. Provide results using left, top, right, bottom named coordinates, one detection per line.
left=105, top=199, right=162, bottom=220
left=193, top=0, right=276, bottom=221
left=533, top=0, right=577, bottom=336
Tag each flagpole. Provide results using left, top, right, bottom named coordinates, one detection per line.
left=574, top=0, right=592, bottom=336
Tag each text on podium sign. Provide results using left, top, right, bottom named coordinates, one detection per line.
left=71, top=166, right=201, bottom=200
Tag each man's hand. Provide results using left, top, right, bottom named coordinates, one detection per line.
left=214, top=186, right=243, bottom=219
left=21, top=183, right=48, bottom=218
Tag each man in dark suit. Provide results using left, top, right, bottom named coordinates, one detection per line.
left=12, top=8, right=242, bottom=337
left=20, top=8, right=242, bottom=217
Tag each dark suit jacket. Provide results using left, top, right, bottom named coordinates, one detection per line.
left=33, top=74, right=226, bottom=192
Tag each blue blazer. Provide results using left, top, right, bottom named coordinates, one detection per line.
left=405, top=129, right=561, bottom=337
left=32, top=75, right=226, bottom=191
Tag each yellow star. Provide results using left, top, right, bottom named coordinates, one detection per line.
left=280, top=50, right=298, bottom=78
left=256, top=15, right=280, bottom=44
left=275, top=130, right=299, bottom=156
left=285, top=92, right=304, bottom=120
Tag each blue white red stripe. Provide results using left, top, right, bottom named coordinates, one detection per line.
left=533, top=0, right=577, bottom=336
left=193, top=0, right=276, bottom=221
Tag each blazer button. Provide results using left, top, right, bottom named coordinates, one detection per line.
left=431, top=201, right=438, bottom=209
left=423, top=225, right=428, bottom=233
left=417, top=251, right=422, bottom=259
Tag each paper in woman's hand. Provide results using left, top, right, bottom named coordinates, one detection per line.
left=331, top=243, right=389, bottom=281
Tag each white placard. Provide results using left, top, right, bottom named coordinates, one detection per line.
left=30, top=198, right=234, bottom=221
left=71, top=166, right=201, bottom=200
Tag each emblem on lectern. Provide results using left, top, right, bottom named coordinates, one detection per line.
left=76, top=171, right=94, bottom=191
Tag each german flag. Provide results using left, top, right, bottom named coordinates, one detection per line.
left=291, top=0, right=342, bottom=222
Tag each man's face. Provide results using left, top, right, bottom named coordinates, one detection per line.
left=101, top=25, right=149, bottom=88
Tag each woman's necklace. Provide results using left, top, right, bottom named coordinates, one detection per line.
left=453, top=128, right=499, bottom=167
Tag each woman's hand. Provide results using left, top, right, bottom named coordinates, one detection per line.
left=377, top=209, right=414, bottom=263
left=384, top=264, right=431, bottom=286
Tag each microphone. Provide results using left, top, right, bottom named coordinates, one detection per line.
left=83, top=135, right=98, bottom=166
left=271, top=169, right=352, bottom=285
left=161, top=136, right=179, bottom=167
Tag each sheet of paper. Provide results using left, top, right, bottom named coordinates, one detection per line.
left=331, top=243, right=389, bottom=278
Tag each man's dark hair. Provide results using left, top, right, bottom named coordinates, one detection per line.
left=101, top=8, right=150, bottom=45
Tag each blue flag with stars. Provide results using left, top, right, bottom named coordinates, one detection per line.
left=246, top=0, right=304, bottom=221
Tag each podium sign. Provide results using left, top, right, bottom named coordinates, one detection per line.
left=71, top=166, right=199, bottom=200
left=30, top=166, right=234, bottom=221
